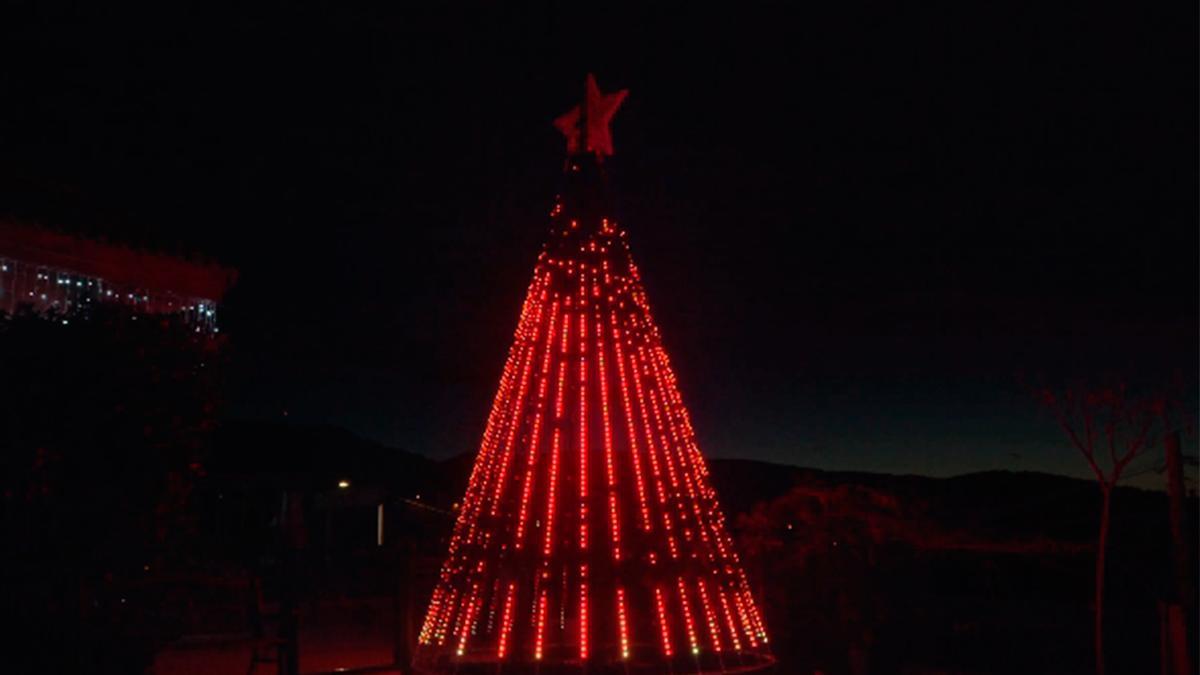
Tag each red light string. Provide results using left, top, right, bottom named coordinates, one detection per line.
left=515, top=300, right=561, bottom=548
left=595, top=297, right=621, bottom=562
left=578, top=564, right=590, bottom=660
left=677, top=576, right=700, bottom=655
left=627, top=330, right=678, bottom=558
left=543, top=302, right=571, bottom=557
left=496, top=581, right=517, bottom=658
left=534, top=587, right=549, bottom=660
left=578, top=269, right=589, bottom=553
left=717, top=585, right=743, bottom=651
left=456, top=581, right=483, bottom=656
left=490, top=287, right=549, bottom=515
left=610, top=310, right=652, bottom=532
left=697, top=578, right=723, bottom=653
left=616, top=586, right=631, bottom=659
left=655, top=585, right=673, bottom=657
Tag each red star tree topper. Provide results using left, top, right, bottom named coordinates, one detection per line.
left=553, top=74, right=628, bottom=158
left=414, top=76, right=773, bottom=674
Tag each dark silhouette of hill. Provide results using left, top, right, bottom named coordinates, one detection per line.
left=209, top=420, right=467, bottom=504
left=210, top=421, right=1187, bottom=555
left=707, top=457, right=1182, bottom=549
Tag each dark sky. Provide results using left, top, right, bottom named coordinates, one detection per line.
left=2, top=3, right=1195, bottom=483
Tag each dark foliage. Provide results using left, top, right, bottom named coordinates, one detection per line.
left=0, top=306, right=225, bottom=673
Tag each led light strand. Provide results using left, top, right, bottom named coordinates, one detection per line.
left=472, top=273, right=549, bottom=507
left=449, top=584, right=472, bottom=648
left=578, top=270, right=589, bottom=551
left=455, top=582, right=482, bottom=656
left=418, top=586, right=443, bottom=644
left=433, top=587, right=458, bottom=646
left=534, top=587, right=549, bottom=660
left=647, top=383, right=690, bottom=554
left=436, top=275, right=550, bottom=637
left=496, top=581, right=517, bottom=658
left=490, top=286, right=550, bottom=514
left=514, top=301, right=560, bottom=547
left=595, top=306, right=620, bottom=561
left=730, top=586, right=759, bottom=648
left=643, top=342, right=714, bottom=556
left=626, top=336, right=678, bottom=558
left=616, top=587, right=631, bottom=659
left=646, top=383, right=680, bottom=495
left=678, top=577, right=700, bottom=655
left=433, top=272, right=545, bottom=595
left=742, top=586, right=769, bottom=643
left=652, top=343, right=717, bottom=505
left=697, top=578, right=723, bottom=653
left=485, top=578, right=500, bottom=635
left=717, top=586, right=743, bottom=651
left=543, top=315, right=571, bottom=557
left=655, top=586, right=673, bottom=657
left=579, top=564, right=590, bottom=660
left=610, top=311, right=651, bottom=531
left=542, top=429, right=562, bottom=557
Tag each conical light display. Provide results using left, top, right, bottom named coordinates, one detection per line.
left=414, top=76, right=773, bottom=674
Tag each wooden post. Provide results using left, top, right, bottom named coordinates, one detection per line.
left=1163, top=431, right=1191, bottom=675
left=1164, top=431, right=1190, bottom=603
left=394, top=540, right=414, bottom=668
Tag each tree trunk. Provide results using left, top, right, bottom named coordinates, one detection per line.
left=1095, top=485, right=1112, bottom=675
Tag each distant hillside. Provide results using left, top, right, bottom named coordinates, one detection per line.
left=706, top=458, right=1188, bottom=555
left=210, top=421, right=1190, bottom=555
left=209, top=420, right=466, bottom=503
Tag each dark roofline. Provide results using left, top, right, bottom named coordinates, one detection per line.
left=0, top=219, right=236, bottom=302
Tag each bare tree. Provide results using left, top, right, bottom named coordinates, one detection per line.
left=1037, top=384, right=1164, bottom=675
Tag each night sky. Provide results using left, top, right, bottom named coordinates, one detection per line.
left=2, top=4, right=1195, bottom=483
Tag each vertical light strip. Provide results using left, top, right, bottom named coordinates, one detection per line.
left=644, top=342, right=713, bottom=556
left=655, top=586, right=673, bottom=657
left=616, top=587, right=630, bottom=659
left=534, top=587, right=549, bottom=660
left=456, top=582, right=482, bottom=656
left=595, top=303, right=620, bottom=561
left=449, top=583, right=472, bottom=648
left=646, top=385, right=680, bottom=496
left=543, top=311, right=571, bottom=557
left=434, top=587, right=458, bottom=646
left=741, top=586, right=769, bottom=643
left=427, top=274, right=545, bottom=633
left=542, top=429, right=562, bottom=557
left=496, top=581, right=517, bottom=659
left=578, top=271, right=589, bottom=551
left=717, top=586, right=743, bottom=651
left=418, top=586, right=443, bottom=644
left=434, top=285, right=548, bottom=642
left=433, top=274, right=543, bottom=646
left=610, top=311, right=651, bottom=531
left=579, top=564, right=590, bottom=660
left=470, top=274, right=547, bottom=524
left=515, top=301, right=560, bottom=547
left=628, top=341, right=678, bottom=558
left=677, top=577, right=700, bottom=655
left=697, top=578, right=723, bottom=653
left=646, top=381, right=686, bottom=559
left=460, top=272, right=540, bottom=517
left=730, top=587, right=759, bottom=648
left=490, top=287, right=550, bottom=514
left=485, top=578, right=500, bottom=635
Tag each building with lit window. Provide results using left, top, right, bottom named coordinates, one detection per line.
left=0, top=219, right=235, bottom=330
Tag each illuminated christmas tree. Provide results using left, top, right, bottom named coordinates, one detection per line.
left=414, top=75, right=773, bottom=674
